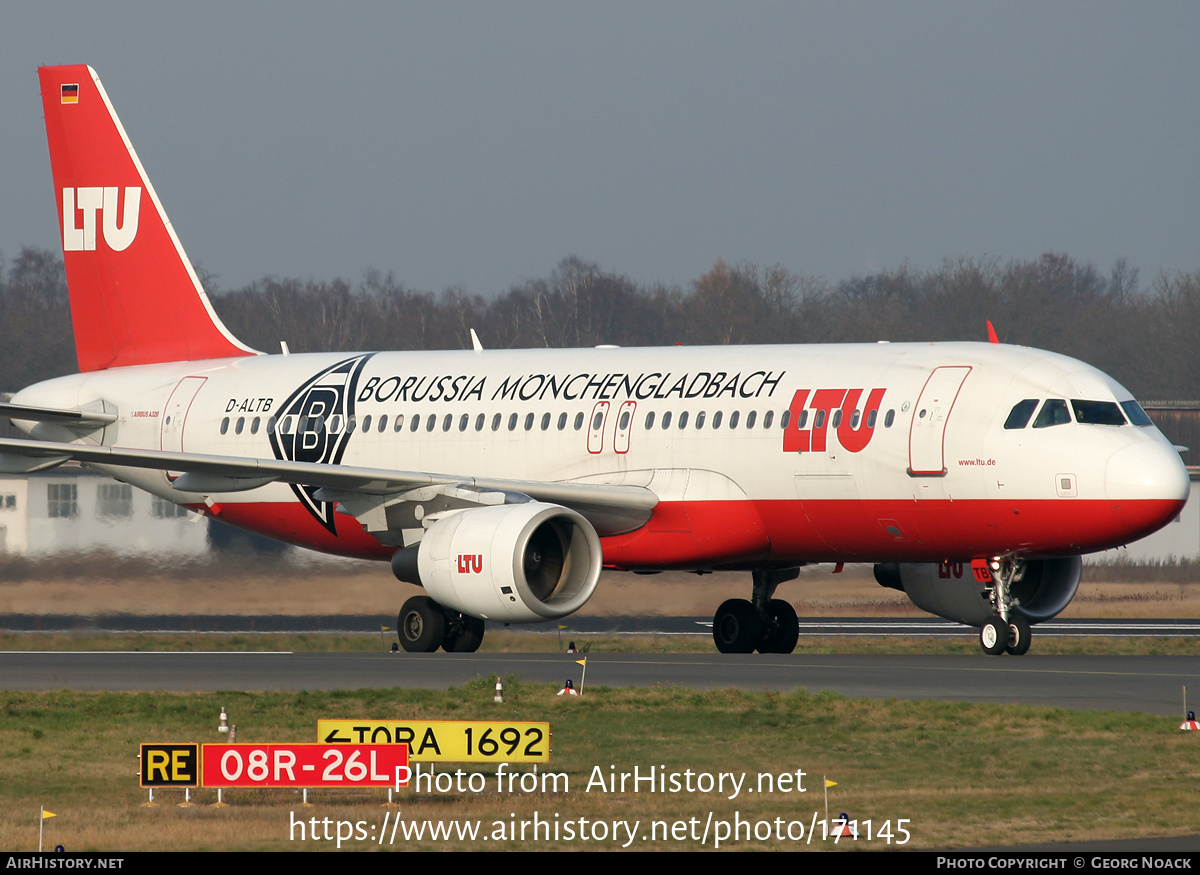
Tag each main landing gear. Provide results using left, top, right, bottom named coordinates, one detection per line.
left=713, top=568, right=801, bottom=654
left=398, top=596, right=485, bottom=653
left=978, top=557, right=1032, bottom=656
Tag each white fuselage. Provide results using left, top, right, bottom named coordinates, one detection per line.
left=13, top=340, right=1189, bottom=569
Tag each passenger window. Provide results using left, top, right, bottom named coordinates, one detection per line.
left=618, top=411, right=630, bottom=430
left=541, top=412, right=551, bottom=431
left=442, top=414, right=452, bottom=432
left=884, top=410, right=895, bottom=428
left=235, top=417, right=244, bottom=435
left=476, top=413, right=485, bottom=431
left=645, top=412, right=655, bottom=430
left=220, top=417, right=229, bottom=435
left=250, top=417, right=260, bottom=434
left=266, top=417, right=277, bottom=434
left=780, top=409, right=791, bottom=429
left=410, top=415, right=420, bottom=433
left=746, top=411, right=756, bottom=429
left=558, top=412, right=568, bottom=430
left=573, top=412, right=584, bottom=430
left=729, top=411, right=739, bottom=429
left=426, top=414, right=436, bottom=432
left=509, top=413, right=518, bottom=431
left=395, top=415, right=405, bottom=432
left=866, top=410, right=877, bottom=428
left=678, top=411, right=689, bottom=429
left=1004, top=399, right=1039, bottom=430
left=849, top=410, right=860, bottom=428
left=329, top=415, right=343, bottom=434
left=346, top=416, right=356, bottom=433
left=525, top=413, right=534, bottom=431
left=1032, top=399, right=1070, bottom=428
left=662, top=411, right=673, bottom=429
left=492, top=413, right=502, bottom=431
left=763, top=411, right=774, bottom=429
left=695, top=411, right=706, bottom=429
left=712, top=411, right=723, bottom=429
left=378, top=415, right=388, bottom=433
left=280, top=416, right=292, bottom=435
left=361, top=415, right=372, bottom=433
left=459, top=414, right=469, bottom=431
left=831, top=410, right=842, bottom=428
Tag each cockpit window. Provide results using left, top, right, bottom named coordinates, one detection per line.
left=1032, top=399, right=1070, bottom=428
left=1071, top=400, right=1126, bottom=426
left=1004, top=399, right=1039, bottom=429
left=1120, top=400, right=1154, bottom=427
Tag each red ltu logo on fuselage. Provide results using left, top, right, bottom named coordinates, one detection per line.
left=783, top=388, right=887, bottom=453
left=457, top=554, right=483, bottom=574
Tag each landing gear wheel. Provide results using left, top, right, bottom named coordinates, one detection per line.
left=1005, top=614, right=1031, bottom=656
left=398, top=596, right=446, bottom=652
left=442, top=613, right=485, bottom=653
left=979, top=617, right=1010, bottom=656
left=759, top=599, right=799, bottom=654
left=713, top=598, right=761, bottom=654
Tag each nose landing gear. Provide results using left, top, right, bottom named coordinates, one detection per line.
left=978, top=557, right=1032, bottom=656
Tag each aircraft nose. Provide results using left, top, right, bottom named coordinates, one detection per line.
left=1105, top=439, right=1190, bottom=504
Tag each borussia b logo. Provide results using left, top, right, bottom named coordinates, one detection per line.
left=269, top=354, right=375, bottom=534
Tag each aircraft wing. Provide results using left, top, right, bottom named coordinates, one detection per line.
left=0, top=436, right=656, bottom=536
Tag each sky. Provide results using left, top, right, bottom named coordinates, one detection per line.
left=2, top=3, right=1199, bottom=297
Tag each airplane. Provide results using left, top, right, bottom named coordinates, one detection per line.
left=0, top=64, right=1188, bottom=657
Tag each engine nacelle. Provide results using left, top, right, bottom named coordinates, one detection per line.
left=873, top=557, right=1081, bottom=626
left=392, top=501, right=603, bottom=623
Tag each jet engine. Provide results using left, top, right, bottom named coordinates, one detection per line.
left=391, top=501, right=603, bottom=623
left=873, top=556, right=1081, bottom=626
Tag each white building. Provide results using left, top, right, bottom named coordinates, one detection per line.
left=0, top=467, right=208, bottom=555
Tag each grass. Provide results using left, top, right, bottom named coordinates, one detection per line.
left=2, top=683, right=1199, bottom=851
left=2, top=557, right=1198, bottom=850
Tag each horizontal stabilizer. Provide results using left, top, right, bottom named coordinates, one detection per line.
left=0, top=451, right=70, bottom=474
left=0, top=402, right=117, bottom=427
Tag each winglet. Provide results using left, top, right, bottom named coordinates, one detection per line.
left=986, top=320, right=1000, bottom=344
left=470, top=329, right=483, bottom=353
left=39, top=65, right=259, bottom=371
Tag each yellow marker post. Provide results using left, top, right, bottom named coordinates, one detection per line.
left=39, top=808, right=56, bottom=852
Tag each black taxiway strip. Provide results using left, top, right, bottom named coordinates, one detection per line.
left=3, top=614, right=1199, bottom=636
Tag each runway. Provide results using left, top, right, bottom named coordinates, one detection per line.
left=3, top=650, right=1197, bottom=715
left=4, top=614, right=1199, bottom=636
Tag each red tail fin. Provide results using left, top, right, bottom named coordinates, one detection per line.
left=39, top=65, right=258, bottom=371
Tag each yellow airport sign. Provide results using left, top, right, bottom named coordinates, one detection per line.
left=318, top=720, right=550, bottom=763
left=140, top=743, right=199, bottom=787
